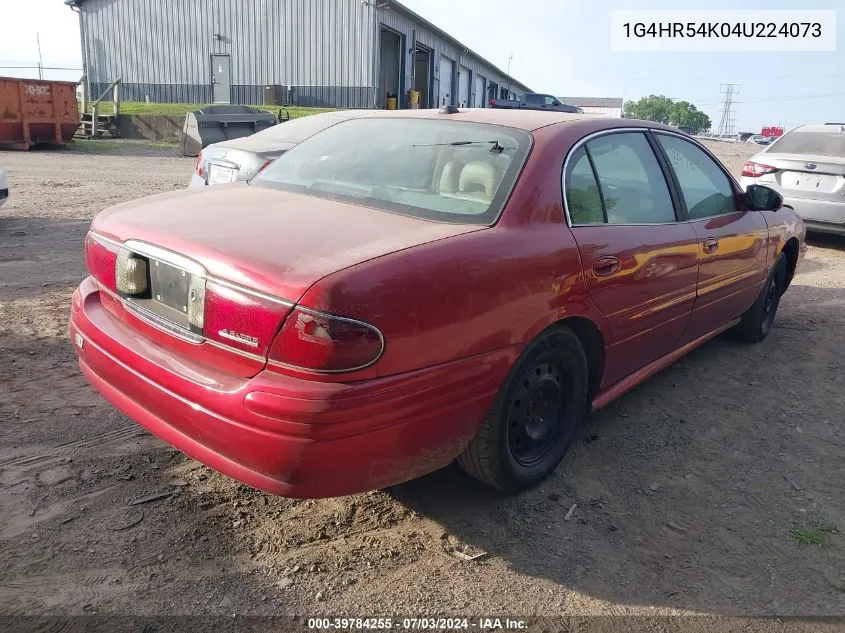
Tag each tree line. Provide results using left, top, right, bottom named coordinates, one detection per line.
left=622, top=95, right=712, bottom=135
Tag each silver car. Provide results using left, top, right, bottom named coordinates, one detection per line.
left=740, top=123, right=845, bottom=235
left=189, top=109, right=366, bottom=188
left=746, top=134, right=773, bottom=145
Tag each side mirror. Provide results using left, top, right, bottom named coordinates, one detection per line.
left=746, top=184, right=783, bottom=211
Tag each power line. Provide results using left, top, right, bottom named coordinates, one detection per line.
left=656, top=91, right=845, bottom=107
left=0, top=65, right=83, bottom=71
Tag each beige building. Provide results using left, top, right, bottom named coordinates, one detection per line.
left=558, top=97, right=623, bottom=118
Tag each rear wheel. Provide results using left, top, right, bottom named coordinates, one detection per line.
left=730, top=254, right=787, bottom=343
left=457, top=326, right=588, bottom=491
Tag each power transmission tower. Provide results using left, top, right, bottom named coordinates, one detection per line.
left=716, top=84, right=739, bottom=135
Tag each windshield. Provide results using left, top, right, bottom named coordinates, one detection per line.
left=251, top=118, right=532, bottom=224
left=769, top=130, right=845, bottom=157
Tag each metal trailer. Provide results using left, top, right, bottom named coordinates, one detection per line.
left=0, top=77, right=81, bottom=150
left=180, top=105, right=277, bottom=157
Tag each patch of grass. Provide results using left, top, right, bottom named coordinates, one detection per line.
left=67, top=139, right=180, bottom=153
left=790, top=519, right=839, bottom=546
left=114, top=102, right=337, bottom=119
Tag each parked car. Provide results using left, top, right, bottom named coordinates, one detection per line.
left=190, top=109, right=367, bottom=188
left=0, top=167, right=7, bottom=207
left=746, top=134, right=773, bottom=145
left=489, top=93, right=583, bottom=113
left=740, top=123, right=845, bottom=235
left=70, top=109, right=805, bottom=498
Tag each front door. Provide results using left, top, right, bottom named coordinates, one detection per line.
left=564, top=131, right=699, bottom=386
left=211, top=54, right=231, bottom=104
left=652, top=133, right=769, bottom=343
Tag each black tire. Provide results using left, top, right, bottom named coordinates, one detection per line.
left=729, top=254, right=788, bottom=343
left=457, top=326, right=589, bottom=491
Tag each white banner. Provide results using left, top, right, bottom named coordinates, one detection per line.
left=611, top=10, right=837, bottom=52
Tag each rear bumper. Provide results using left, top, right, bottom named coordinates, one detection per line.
left=70, top=278, right=512, bottom=498
left=802, top=220, right=845, bottom=236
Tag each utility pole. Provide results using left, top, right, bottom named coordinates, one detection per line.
left=716, top=83, right=739, bottom=136
left=36, top=33, right=43, bottom=80
left=505, top=54, right=513, bottom=97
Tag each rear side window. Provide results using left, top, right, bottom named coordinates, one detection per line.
left=769, top=130, right=845, bottom=157
left=568, top=132, right=675, bottom=225
left=656, top=134, right=737, bottom=220
left=525, top=94, right=542, bottom=105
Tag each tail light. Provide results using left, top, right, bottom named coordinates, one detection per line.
left=268, top=307, right=384, bottom=372
left=202, top=280, right=292, bottom=356
left=741, top=161, right=777, bottom=178
left=195, top=151, right=204, bottom=178
left=115, top=249, right=149, bottom=296
left=84, top=232, right=119, bottom=293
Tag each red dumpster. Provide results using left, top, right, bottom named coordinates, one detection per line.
left=0, top=76, right=80, bottom=150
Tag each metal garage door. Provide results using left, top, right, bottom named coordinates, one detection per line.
left=439, top=55, right=454, bottom=106
left=458, top=65, right=470, bottom=107
left=474, top=75, right=485, bottom=108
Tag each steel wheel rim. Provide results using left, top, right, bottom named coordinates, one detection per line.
left=762, top=276, right=778, bottom=334
left=507, top=360, right=569, bottom=467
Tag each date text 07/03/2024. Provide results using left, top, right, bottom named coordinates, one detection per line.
left=306, top=618, right=528, bottom=630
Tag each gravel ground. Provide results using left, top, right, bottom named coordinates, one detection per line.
left=0, top=139, right=843, bottom=631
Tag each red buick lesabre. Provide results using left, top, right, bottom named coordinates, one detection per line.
left=70, top=109, right=805, bottom=498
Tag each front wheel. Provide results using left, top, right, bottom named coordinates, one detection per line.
left=457, top=326, right=589, bottom=491
left=729, top=254, right=787, bottom=343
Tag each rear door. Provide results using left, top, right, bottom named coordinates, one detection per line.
left=653, top=132, right=768, bottom=343
left=564, top=130, right=699, bottom=386
left=524, top=94, right=543, bottom=109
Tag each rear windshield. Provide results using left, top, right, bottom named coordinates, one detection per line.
left=252, top=118, right=532, bottom=224
left=255, top=112, right=357, bottom=144
left=770, top=130, right=845, bottom=157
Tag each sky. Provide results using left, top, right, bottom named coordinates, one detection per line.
left=1, top=0, right=842, bottom=132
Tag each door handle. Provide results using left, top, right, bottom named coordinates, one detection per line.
left=703, top=237, right=719, bottom=254
left=592, top=256, right=620, bottom=277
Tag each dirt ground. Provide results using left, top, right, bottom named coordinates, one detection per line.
left=1, top=139, right=843, bottom=630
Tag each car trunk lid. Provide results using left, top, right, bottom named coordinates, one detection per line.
left=762, top=152, right=845, bottom=209
left=88, top=184, right=483, bottom=376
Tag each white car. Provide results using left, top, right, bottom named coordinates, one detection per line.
left=740, top=123, right=845, bottom=235
left=746, top=134, right=773, bottom=145
left=189, top=110, right=366, bottom=188
left=0, top=167, right=8, bottom=207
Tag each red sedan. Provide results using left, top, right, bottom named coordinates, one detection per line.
left=70, top=109, right=805, bottom=498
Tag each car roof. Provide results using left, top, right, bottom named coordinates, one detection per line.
left=792, top=123, right=845, bottom=134
left=346, top=107, right=602, bottom=131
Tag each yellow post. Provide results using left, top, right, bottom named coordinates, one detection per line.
left=408, top=90, right=420, bottom=109
left=386, top=96, right=398, bottom=110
